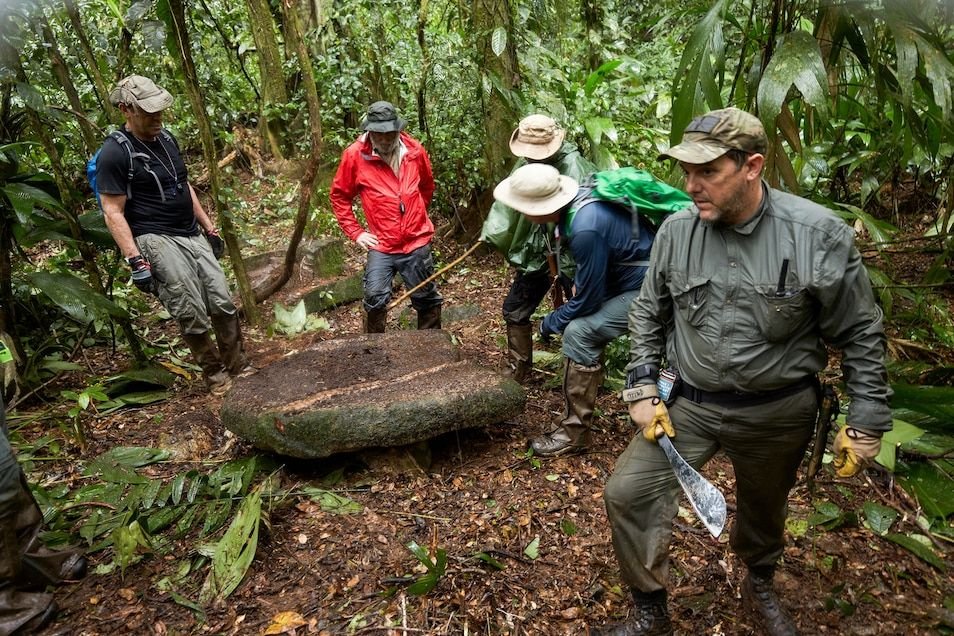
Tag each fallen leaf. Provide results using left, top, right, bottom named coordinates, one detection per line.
left=264, top=611, right=307, bottom=635
left=560, top=607, right=582, bottom=620
left=567, top=483, right=578, bottom=497
left=345, top=574, right=360, bottom=589
left=89, top=596, right=99, bottom=605
left=297, top=533, right=308, bottom=544
left=118, top=588, right=136, bottom=601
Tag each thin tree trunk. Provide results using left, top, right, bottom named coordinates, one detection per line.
left=62, top=0, right=118, bottom=126
left=245, top=0, right=289, bottom=159
left=254, top=0, right=323, bottom=302
left=163, top=0, right=261, bottom=325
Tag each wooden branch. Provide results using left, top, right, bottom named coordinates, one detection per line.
left=386, top=242, right=483, bottom=310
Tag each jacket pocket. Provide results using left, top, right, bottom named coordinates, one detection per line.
left=753, top=288, right=814, bottom=342
left=671, top=272, right=710, bottom=329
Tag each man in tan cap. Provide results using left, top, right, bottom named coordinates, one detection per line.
left=493, top=163, right=654, bottom=457
left=480, top=115, right=595, bottom=384
left=98, top=74, right=250, bottom=395
left=596, top=108, right=891, bottom=635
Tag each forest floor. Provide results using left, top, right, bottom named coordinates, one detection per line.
left=19, top=227, right=954, bottom=636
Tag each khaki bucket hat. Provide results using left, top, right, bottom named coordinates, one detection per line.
left=109, top=75, right=174, bottom=113
left=509, top=114, right=566, bottom=160
left=493, top=164, right=578, bottom=217
left=659, top=107, right=767, bottom=164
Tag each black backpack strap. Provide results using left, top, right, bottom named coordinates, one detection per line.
left=108, top=129, right=166, bottom=203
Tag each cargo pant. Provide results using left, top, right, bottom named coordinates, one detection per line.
left=603, top=385, right=817, bottom=592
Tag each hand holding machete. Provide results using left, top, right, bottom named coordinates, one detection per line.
left=629, top=396, right=675, bottom=442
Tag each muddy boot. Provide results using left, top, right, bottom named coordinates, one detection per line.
left=12, top=473, right=85, bottom=591
left=0, top=523, right=57, bottom=636
left=365, top=309, right=387, bottom=334
left=593, top=590, right=672, bottom=636
left=416, top=305, right=442, bottom=330
left=529, top=359, right=601, bottom=456
left=742, top=568, right=798, bottom=636
left=504, top=323, right=533, bottom=384
left=182, top=332, right=232, bottom=396
left=211, top=313, right=252, bottom=376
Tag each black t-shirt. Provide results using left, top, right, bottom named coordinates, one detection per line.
left=95, top=127, right=197, bottom=237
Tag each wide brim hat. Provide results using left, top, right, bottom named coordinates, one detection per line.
left=658, top=107, right=767, bottom=164
left=361, top=101, right=407, bottom=133
left=109, top=75, right=173, bottom=113
left=509, top=114, right=566, bottom=160
left=493, top=163, right=578, bottom=217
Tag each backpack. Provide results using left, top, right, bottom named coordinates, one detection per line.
left=565, top=167, right=693, bottom=239
left=87, top=129, right=174, bottom=210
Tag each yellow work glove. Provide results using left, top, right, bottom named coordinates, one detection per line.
left=628, top=397, right=675, bottom=443
left=832, top=426, right=883, bottom=477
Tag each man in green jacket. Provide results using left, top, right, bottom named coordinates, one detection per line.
left=598, top=108, right=891, bottom=636
left=480, top=115, right=595, bottom=383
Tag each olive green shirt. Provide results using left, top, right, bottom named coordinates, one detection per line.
left=628, top=183, right=892, bottom=432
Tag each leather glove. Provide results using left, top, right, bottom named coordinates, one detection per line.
left=629, top=397, right=675, bottom=443
left=206, top=230, right=225, bottom=259
left=128, top=255, right=157, bottom=295
left=356, top=231, right=379, bottom=250
left=833, top=426, right=883, bottom=477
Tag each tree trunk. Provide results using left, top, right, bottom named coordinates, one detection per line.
left=37, top=12, right=98, bottom=152
left=243, top=0, right=290, bottom=159
left=253, top=0, right=323, bottom=302
left=469, top=0, right=520, bottom=230
left=163, top=0, right=261, bottom=325
left=63, top=0, right=118, bottom=126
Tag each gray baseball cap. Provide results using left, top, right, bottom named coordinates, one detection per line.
left=109, top=75, right=174, bottom=113
left=659, top=107, right=767, bottom=163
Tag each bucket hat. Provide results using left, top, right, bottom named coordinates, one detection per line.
left=109, top=75, right=173, bottom=113
left=509, top=114, right=566, bottom=160
left=658, top=107, right=767, bottom=164
left=361, top=101, right=407, bottom=133
left=493, top=164, right=578, bottom=217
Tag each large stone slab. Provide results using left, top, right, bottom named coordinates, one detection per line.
left=220, top=330, right=525, bottom=458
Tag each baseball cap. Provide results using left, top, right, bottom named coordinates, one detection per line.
left=658, top=107, right=767, bottom=164
left=109, top=75, right=174, bottom=113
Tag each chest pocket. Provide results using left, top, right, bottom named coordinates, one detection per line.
left=670, top=272, right=710, bottom=329
left=753, top=288, right=815, bottom=342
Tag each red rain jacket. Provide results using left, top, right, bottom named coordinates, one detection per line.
left=330, top=132, right=436, bottom=254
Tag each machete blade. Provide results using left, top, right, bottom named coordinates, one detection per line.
left=658, top=435, right=727, bottom=538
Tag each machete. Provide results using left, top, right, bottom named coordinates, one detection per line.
left=658, top=435, right=727, bottom=538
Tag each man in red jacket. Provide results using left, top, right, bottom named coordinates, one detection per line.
left=330, top=101, right=442, bottom=333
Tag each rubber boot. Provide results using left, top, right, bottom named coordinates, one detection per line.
left=182, top=332, right=232, bottom=396
left=742, top=568, right=799, bottom=636
left=13, top=473, right=86, bottom=591
left=592, top=590, right=672, bottom=636
left=416, top=305, right=442, bottom=330
left=365, top=309, right=387, bottom=334
left=210, top=313, right=252, bottom=377
left=504, top=323, right=533, bottom=384
left=0, top=523, right=56, bottom=636
left=529, top=359, right=602, bottom=456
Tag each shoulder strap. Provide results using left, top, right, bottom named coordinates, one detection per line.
left=107, top=129, right=167, bottom=203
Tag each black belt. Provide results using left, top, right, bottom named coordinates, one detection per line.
left=680, top=376, right=817, bottom=407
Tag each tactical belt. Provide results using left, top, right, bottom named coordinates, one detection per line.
left=680, top=375, right=816, bottom=407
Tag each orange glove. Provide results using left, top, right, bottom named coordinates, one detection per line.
left=629, top=397, right=675, bottom=443
left=833, top=427, right=883, bottom=477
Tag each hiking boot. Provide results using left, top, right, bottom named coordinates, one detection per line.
left=592, top=591, right=672, bottom=636
left=504, top=323, right=533, bottom=384
left=742, top=570, right=799, bottom=636
left=0, top=523, right=58, bottom=636
left=182, top=332, right=231, bottom=395
left=529, top=359, right=601, bottom=456
left=210, top=313, right=250, bottom=376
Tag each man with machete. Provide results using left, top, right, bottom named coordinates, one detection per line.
left=598, top=108, right=892, bottom=636
left=493, top=164, right=654, bottom=457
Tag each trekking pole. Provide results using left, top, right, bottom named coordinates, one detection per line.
left=386, top=242, right=483, bottom=311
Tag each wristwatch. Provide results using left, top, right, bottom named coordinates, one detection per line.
left=625, top=363, right=659, bottom=389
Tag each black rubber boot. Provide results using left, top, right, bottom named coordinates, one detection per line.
left=592, top=590, right=672, bottom=636
left=416, top=305, right=442, bottom=330
left=365, top=309, right=387, bottom=333
left=504, top=323, right=533, bottom=384
left=529, top=359, right=601, bottom=456
left=182, top=332, right=231, bottom=395
left=742, top=569, right=799, bottom=636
